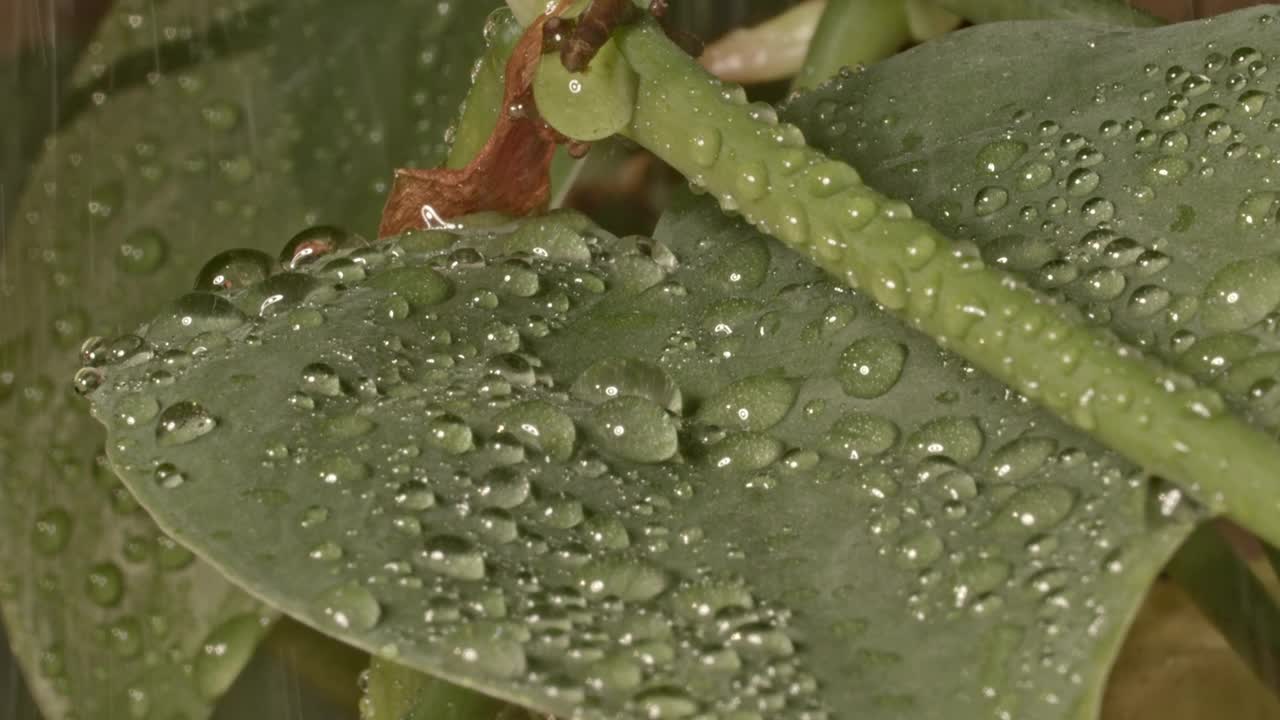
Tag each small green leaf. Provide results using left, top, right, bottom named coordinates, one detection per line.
left=88, top=202, right=1194, bottom=719
left=534, top=39, right=638, bottom=142
left=0, top=0, right=500, bottom=717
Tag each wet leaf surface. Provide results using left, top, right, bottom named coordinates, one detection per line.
left=0, top=0, right=498, bottom=716
left=88, top=201, right=1195, bottom=719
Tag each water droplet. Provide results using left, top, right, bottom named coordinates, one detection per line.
left=990, top=485, right=1077, bottom=533
left=154, top=463, right=187, bottom=489
left=691, top=128, right=722, bottom=167
left=393, top=480, right=436, bottom=511
left=1236, top=192, right=1278, bottom=229
left=300, top=363, right=343, bottom=396
left=195, top=249, right=274, bottom=292
left=369, top=266, right=455, bottom=307
left=154, top=293, right=248, bottom=337
left=977, top=139, right=1028, bottom=174
left=704, top=432, right=783, bottom=472
left=837, top=336, right=908, bottom=398
left=417, top=535, right=486, bottom=580
left=589, top=397, right=679, bottom=463
left=709, top=237, right=771, bottom=291
left=319, top=583, right=382, bottom=631
left=908, top=416, right=984, bottom=464
left=897, top=531, right=944, bottom=569
left=1146, top=156, right=1190, bottom=184
left=988, top=437, right=1056, bottom=481
left=494, top=400, right=576, bottom=462
left=822, top=412, right=899, bottom=461
left=1237, top=89, right=1269, bottom=116
left=697, top=375, right=796, bottom=432
left=974, top=187, right=1010, bottom=216
left=1200, top=255, right=1280, bottom=331
left=476, top=468, right=531, bottom=509
left=1065, top=169, right=1100, bottom=196
left=578, top=557, right=668, bottom=602
left=427, top=414, right=474, bottom=454
left=280, top=225, right=355, bottom=270
left=571, top=358, right=682, bottom=414
left=1016, top=162, right=1053, bottom=191
left=156, top=401, right=217, bottom=446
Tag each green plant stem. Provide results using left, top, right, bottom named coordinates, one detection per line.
left=792, top=0, right=910, bottom=92
left=594, top=20, right=1280, bottom=548
left=447, top=9, right=524, bottom=169
left=1166, top=524, right=1280, bottom=696
left=931, top=0, right=1162, bottom=26
left=362, top=657, right=511, bottom=720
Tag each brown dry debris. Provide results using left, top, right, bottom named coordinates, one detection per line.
left=377, top=2, right=572, bottom=238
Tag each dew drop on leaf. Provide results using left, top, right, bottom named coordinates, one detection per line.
left=837, top=336, right=908, bottom=399
left=417, top=535, right=486, bottom=581
left=195, top=249, right=274, bottom=292
left=319, top=582, right=382, bottom=631
left=155, top=401, right=217, bottom=447
left=589, top=396, right=680, bottom=463
left=697, top=375, right=796, bottom=433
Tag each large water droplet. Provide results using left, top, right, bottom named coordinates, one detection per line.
left=319, top=582, right=382, bottom=631
left=589, top=397, right=679, bottom=463
left=571, top=358, right=682, bottom=413
left=977, top=139, right=1028, bottom=174
left=822, top=412, right=899, bottom=461
left=280, top=225, right=356, bottom=270
left=697, top=375, right=796, bottom=432
left=1200, top=255, right=1280, bottom=332
left=156, top=401, right=217, bottom=446
left=417, top=535, right=486, bottom=580
left=195, top=249, right=274, bottom=292
left=837, top=336, right=908, bottom=398
left=578, top=557, right=668, bottom=602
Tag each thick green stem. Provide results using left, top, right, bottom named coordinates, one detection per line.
left=792, top=0, right=910, bottom=92
left=1166, top=524, right=1280, bottom=696
left=932, top=0, right=1162, bottom=26
left=598, top=21, right=1280, bottom=548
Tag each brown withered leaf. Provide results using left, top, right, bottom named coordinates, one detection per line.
left=378, top=5, right=569, bottom=238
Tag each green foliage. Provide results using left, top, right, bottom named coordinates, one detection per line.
left=603, top=11, right=1280, bottom=550
left=7, top=1, right=1280, bottom=719
left=86, top=201, right=1197, bottom=718
left=0, top=0, right=498, bottom=717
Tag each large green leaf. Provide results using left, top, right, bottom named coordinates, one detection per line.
left=784, top=6, right=1280, bottom=443
left=86, top=202, right=1197, bottom=719
left=0, top=0, right=498, bottom=716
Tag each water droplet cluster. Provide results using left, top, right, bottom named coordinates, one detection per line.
left=86, top=201, right=1195, bottom=717
left=787, top=9, right=1280, bottom=440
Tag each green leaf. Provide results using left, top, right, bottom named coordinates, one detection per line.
left=362, top=657, right=514, bottom=720
left=87, top=202, right=1196, bottom=719
left=0, top=0, right=499, bottom=716
left=932, top=0, right=1162, bottom=26
left=783, top=6, right=1280, bottom=520
left=609, top=16, right=1280, bottom=550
